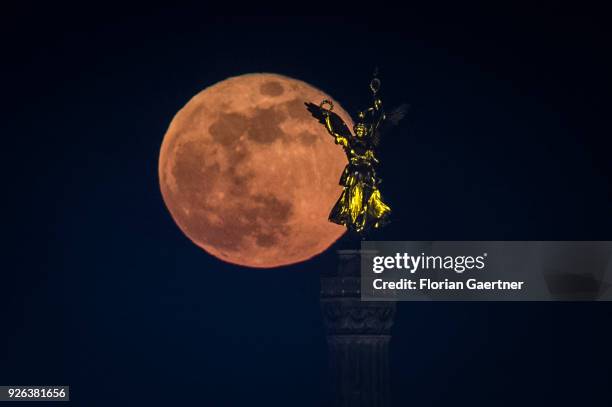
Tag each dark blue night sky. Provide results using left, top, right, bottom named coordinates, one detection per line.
left=2, top=6, right=612, bottom=406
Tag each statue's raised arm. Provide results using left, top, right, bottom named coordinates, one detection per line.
left=365, top=73, right=409, bottom=146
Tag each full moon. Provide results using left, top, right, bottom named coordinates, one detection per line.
left=159, top=73, right=352, bottom=268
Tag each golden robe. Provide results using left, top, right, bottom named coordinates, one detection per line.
left=326, top=117, right=391, bottom=234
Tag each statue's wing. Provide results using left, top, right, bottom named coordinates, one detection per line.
left=305, top=102, right=353, bottom=140
left=373, top=103, right=410, bottom=146
left=386, top=103, right=410, bottom=125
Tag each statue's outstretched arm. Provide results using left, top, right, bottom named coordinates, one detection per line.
left=366, top=97, right=386, bottom=133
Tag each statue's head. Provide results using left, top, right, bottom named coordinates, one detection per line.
left=354, top=111, right=368, bottom=137
left=353, top=123, right=367, bottom=137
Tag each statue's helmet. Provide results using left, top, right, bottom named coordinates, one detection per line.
left=353, top=122, right=367, bottom=137
left=354, top=111, right=368, bottom=136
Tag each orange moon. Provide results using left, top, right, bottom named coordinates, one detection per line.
left=159, top=73, right=352, bottom=268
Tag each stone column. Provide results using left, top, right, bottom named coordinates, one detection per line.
left=320, top=250, right=396, bottom=407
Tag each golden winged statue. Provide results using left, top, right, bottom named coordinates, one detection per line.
left=305, top=73, right=407, bottom=235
